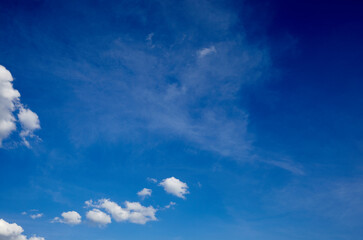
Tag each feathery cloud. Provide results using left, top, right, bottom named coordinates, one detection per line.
left=197, top=46, right=216, bottom=58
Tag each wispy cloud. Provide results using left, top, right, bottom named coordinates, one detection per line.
left=30, top=213, right=43, bottom=219
left=1, top=0, right=300, bottom=173
left=197, top=46, right=216, bottom=58
left=270, top=177, right=363, bottom=222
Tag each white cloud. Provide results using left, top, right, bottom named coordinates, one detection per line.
left=86, top=199, right=129, bottom=222
left=0, top=219, right=45, bottom=240
left=85, top=199, right=157, bottom=225
left=0, top=65, right=20, bottom=147
left=197, top=46, right=216, bottom=58
left=28, top=237, right=44, bottom=240
left=30, top=213, right=43, bottom=219
left=0, top=65, right=40, bottom=147
left=125, top=201, right=157, bottom=224
left=18, top=107, right=40, bottom=147
left=159, top=177, right=189, bottom=199
left=137, top=188, right=152, bottom=199
left=86, top=209, right=111, bottom=226
left=52, top=211, right=81, bottom=225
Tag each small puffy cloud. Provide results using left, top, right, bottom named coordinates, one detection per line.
left=137, top=188, right=152, bottom=199
left=197, top=46, right=216, bottom=58
left=159, top=177, right=189, bottom=199
left=18, top=107, right=40, bottom=147
left=86, top=209, right=111, bottom=226
left=0, top=218, right=45, bottom=240
left=85, top=199, right=157, bottom=225
left=0, top=65, right=40, bottom=147
left=30, top=213, right=43, bottom=219
left=52, top=211, right=81, bottom=225
left=18, top=108, right=40, bottom=131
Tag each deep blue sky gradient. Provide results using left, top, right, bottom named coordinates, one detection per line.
left=1, top=0, right=363, bottom=239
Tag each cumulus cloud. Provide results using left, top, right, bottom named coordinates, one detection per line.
left=159, top=177, right=189, bottom=199
left=86, top=199, right=129, bottom=222
left=197, top=46, right=216, bottom=58
left=137, top=188, right=152, bottom=199
left=0, top=66, right=20, bottom=146
left=86, top=209, right=111, bottom=226
left=0, top=65, right=40, bottom=147
left=52, top=211, right=81, bottom=225
left=0, top=219, right=45, bottom=240
left=18, top=107, right=40, bottom=147
left=30, top=213, right=43, bottom=219
left=85, top=199, right=157, bottom=224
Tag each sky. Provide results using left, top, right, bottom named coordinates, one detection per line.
left=0, top=0, right=363, bottom=239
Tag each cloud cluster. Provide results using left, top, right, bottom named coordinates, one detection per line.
left=50, top=177, right=188, bottom=228
left=52, top=211, right=81, bottom=225
left=0, top=65, right=40, bottom=147
left=85, top=199, right=157, bottom=225
left=0, top=219, right=45, bottom=240
left=159, top=177, right=189, bottom=199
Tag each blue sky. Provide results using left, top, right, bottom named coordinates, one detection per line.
left=0, top=0, right=363, bottom=239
